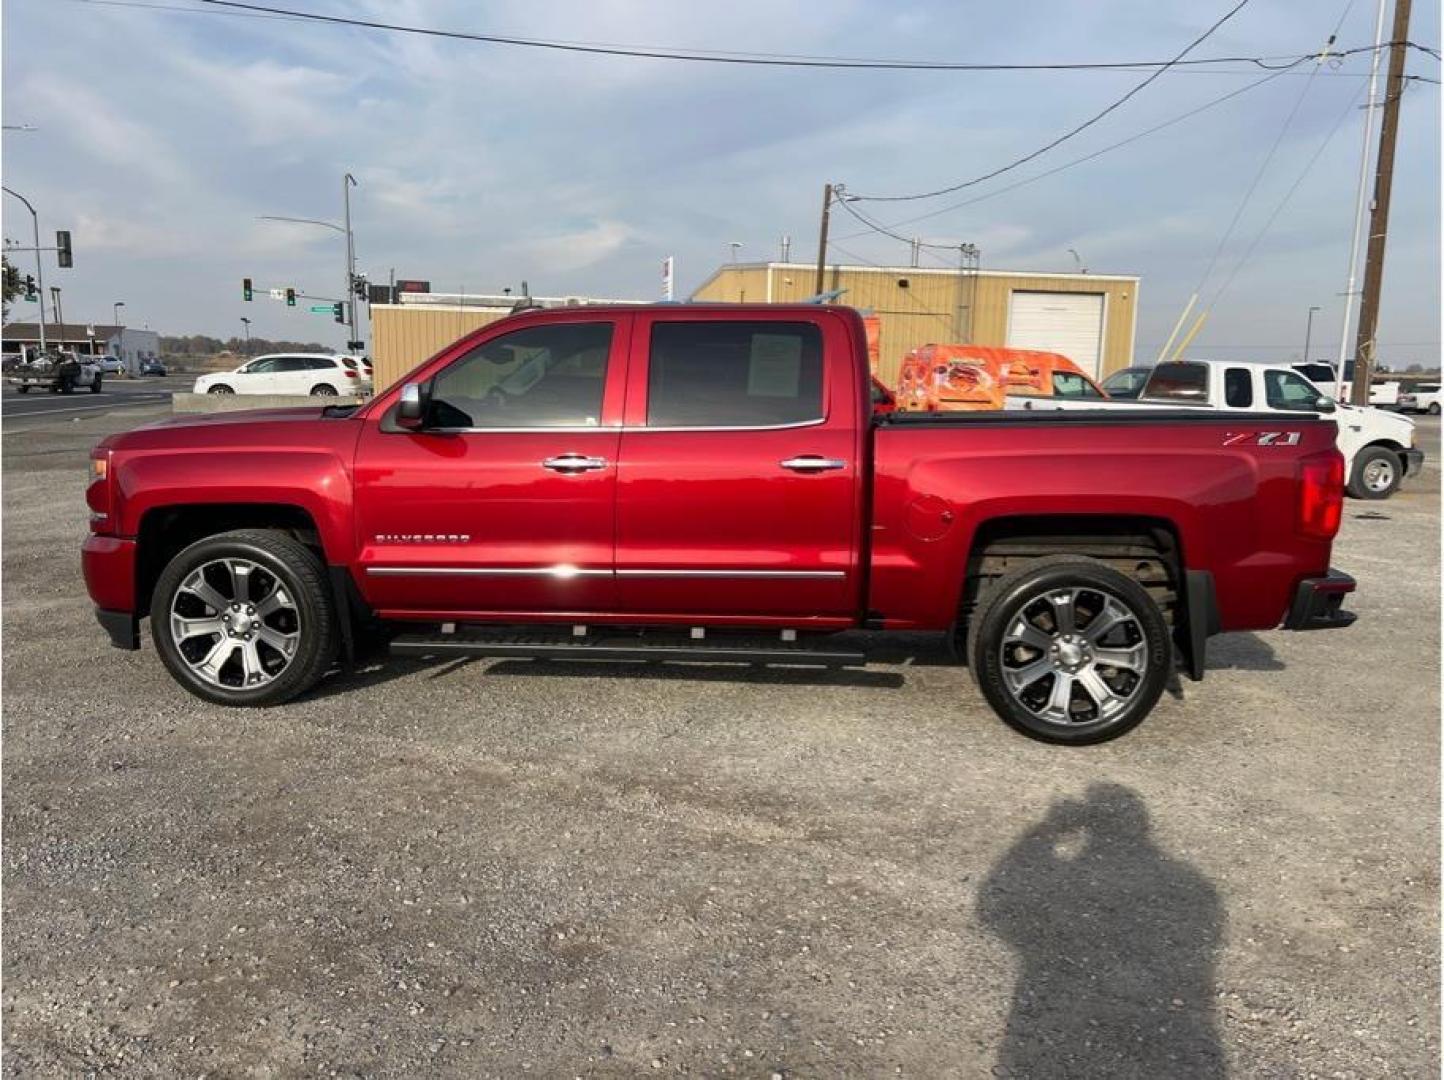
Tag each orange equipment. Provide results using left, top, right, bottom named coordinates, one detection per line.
left=894, top=344, right=1108, bottom=412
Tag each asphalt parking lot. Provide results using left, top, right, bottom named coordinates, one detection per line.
left=3, top=406, right=1438, bottom=1077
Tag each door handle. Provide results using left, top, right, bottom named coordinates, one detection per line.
left=780, top=455, right=847, bottom=473
left=542, top=453, right=609, bottom=473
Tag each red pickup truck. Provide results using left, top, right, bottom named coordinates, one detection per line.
left=83, top=305, right=1355, bottom=743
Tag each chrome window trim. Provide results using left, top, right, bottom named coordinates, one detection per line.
left=625, top=417, right=826, bottom=433
left=383, top=419, right=831, bottom=434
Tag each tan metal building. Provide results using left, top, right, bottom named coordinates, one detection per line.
left=370, top=293, right=646, bottom=391
left=691, top=262, right=1139, bottom=387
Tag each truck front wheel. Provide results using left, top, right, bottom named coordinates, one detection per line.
left=968, top=557, right=1171, bottom=745
left=90, top=375, right=103, bottom=394
left=150, top=529, right=338, bottom=706
left=1347, top=446, right=1400, bottom=500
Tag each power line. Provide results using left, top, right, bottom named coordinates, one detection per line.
left=845, top=0, right=1256, bottom=202
left=1190, top=4, right=1350, bottom=297
left=832, top=66, right=1298, bottom=246
left=177, top=0, right=1431, bottom=74
left=1204, top=80, right=1369, bottom=311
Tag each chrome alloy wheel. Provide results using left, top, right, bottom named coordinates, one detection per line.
left=999, top=586, right=1149, bottom=726
left=168, top=558, right=301, bottom=689
left=1362, top=456, right=1397, bottom=494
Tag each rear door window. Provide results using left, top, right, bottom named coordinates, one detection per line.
left=1224, top=368, right=1253, bottom=407
left=646, top=321, right=824, bottom=427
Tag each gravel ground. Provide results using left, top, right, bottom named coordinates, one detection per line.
left=3, top=409, right=1438, bottom=1077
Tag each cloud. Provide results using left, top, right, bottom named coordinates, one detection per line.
left=0, top=0, right=1437, bottom=358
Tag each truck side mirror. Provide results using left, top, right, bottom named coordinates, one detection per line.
left=396, top=381, right=430, bottom=429
left=1314, top=396, right=1337, bottom=414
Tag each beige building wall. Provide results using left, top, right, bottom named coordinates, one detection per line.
left=370, top=304, right=513, bottom=391
left=691, top=263, right=1139, bottom=387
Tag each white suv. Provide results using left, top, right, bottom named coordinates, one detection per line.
left=193, top=354, right=372, bottom=397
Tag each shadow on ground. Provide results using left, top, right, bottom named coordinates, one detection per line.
left=979, top=783, right=1226, bottom=1079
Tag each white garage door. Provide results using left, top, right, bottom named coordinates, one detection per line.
left=1006, top=291, right=1105, bottom=377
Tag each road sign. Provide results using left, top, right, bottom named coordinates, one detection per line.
left=269, top=288, right=286, bottom=301
left=309, top=304, right=333, bottom=313
left=396, top=279, right=430, bottom=294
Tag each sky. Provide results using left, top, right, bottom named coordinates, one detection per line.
left=2, top=0, right=1440, bottom=366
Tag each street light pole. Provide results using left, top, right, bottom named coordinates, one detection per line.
left=2, top=186, right=46, bottom=354
left=343, top=173, right=358, bottom=352
left=1303, top=305, right=1320, bottom=364
left=240, top=316, right=251, bottom=351
left=113, top=301, right=125, bottom=367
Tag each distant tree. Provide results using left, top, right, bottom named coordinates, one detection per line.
left=1, top=256, right=20, bottom=322
left=1407, top=363, right=1424, bottom=374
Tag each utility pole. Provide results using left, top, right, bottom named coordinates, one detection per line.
left=1350, top=0, right=1412, bottom=406
left=2, top=186, right=46, bottom=354
left=1335, top=0, right=1388, bottom=399
left=813, top=183, right=833, bottom=296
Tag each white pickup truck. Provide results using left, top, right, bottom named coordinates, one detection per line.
left=1140, top=359, right=1421, bottom=500
left=1292, top=361, right=1401, bottom=409
left=1398, top=383, right=1441, bottom=415
left=1010, top=357, right=1423, bottom=499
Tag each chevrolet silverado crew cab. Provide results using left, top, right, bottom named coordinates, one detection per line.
left=83, top=305, right=1356, bottom=744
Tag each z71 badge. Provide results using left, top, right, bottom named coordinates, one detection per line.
left=1222, top=431, right=1301, bottom=447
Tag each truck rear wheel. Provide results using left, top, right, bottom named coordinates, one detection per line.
left=16, top=385, right=28, bottom=394
left=968, top=557, right=1171, bottom=744
left=90, top=375, right=103, bottom=394
left=1347, top=446, right=1400, bottom=500
left=150, top=529, right=338, bottom=706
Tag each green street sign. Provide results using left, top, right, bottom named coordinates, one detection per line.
left=309, top=304, right=332, bottom=313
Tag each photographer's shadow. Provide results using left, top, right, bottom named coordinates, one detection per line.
left=978, top=784, right=1226, bottom=1079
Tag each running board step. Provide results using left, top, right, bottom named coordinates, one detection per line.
left=389, top=630, right=866, bottom=668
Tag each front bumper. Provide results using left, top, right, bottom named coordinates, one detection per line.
left=1283, top=569, right=1357, bottom=631
left=1402, top=448, right=1425, bottom=477
left=82, top=535, right=138, bottom=649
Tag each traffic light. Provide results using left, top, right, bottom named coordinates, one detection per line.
left=285, top=287, right=296, bottom=307
left=242, top=277, right=253, bottom=302
left=23, top=275, right=36, bottom=301
left=55, top=230, right=72, bottom=268
left=333, top=301, right=345, bottom=324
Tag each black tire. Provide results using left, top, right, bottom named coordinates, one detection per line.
left=1429, top=402, right=1440, bottom=416
left=208, top=384, right=234, bottom=395
left=59, top=378, right=74, bottom=395
left=16, top=385, right=28, bottom=394
left=968, top=557, right=1171, bottom=745
left=150, top=529, right=338, bottom=706
left=310, top=383, right=338, bottom=397
left=1346, top=445, right=1400, bottom=500
left=90, top=375, right=103, bottom=394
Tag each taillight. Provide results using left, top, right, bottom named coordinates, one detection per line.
left=86, top=449, right=113, bottom=532
left=1299, top=452, right=1344, bottom=540
left=343, top=369, right=358, bottom=378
